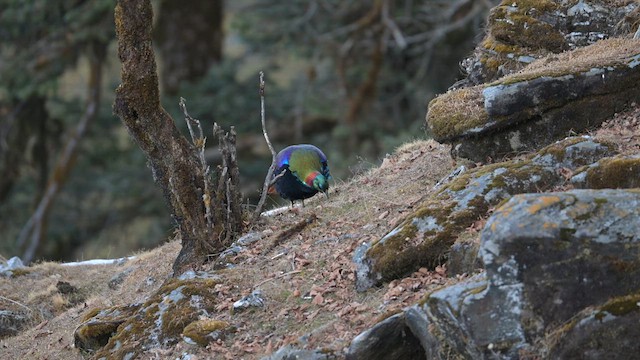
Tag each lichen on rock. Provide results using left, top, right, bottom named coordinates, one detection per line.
left=354, top=137, right=616, bottom=291
left=74, top=277, right=220, bottom=358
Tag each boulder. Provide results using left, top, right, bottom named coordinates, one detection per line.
left=446, top=236, right=482, bottom=276
left=427, top=38, right=640, bottom=162
left=354, top=137, right=615, bottom=291
left=424, top=189, right=640, bottom=358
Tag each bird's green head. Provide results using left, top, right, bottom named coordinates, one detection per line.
left=305, top=171, right=329, bottom=194
left=313, top=174, right=329, bottom=193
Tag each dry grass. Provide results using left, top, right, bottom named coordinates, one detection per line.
left=0, top=139, right=461, bottom=359
left=427, top=86, right=488, bottom=140
left=592, top=103, right=640, bottom=155
left=495, top=38, right=640, bottom=85
left=2, top=104, right=637, bottom=358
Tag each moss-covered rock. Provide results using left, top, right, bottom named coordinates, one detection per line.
left=182, top=319, right=233, bottom=346
left=427, top=38, right=640, bottom=162
left=572, top=154, right=640, bottom=189
left=411, top=189, right=640, bottom=358
left=354, top=137, right=615, bottom=291
left=75, top=277, right=220, bottom=358
left=548, top=289, right=640, bottom=359
left=459, top=0, right=639, bottom=86
left=74, top=304, right=141, bottom=353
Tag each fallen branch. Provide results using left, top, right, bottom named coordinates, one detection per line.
left=253, top=270, right=302, bottom=290
left=264, top=214, right=317, bottom=253
left=0, top=295, right=32, bottom=313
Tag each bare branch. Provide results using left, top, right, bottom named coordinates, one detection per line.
left=381, top=0, right=407, bottom=49
left=180, top=97, right=213, bottom=228
left=254, top=71, right=279, bottom=220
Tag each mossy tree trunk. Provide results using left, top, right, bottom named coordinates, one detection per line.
left=113, top=0, right=241, bottom=275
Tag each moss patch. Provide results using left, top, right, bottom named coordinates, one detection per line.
left=74, top=304, right=141, bottom=353
left=85, top=277, right=219, bottom=358
left=582, top=156, right=640, bottom=189
left=182, top=319, right=233, bottom=346
left=595, top=292, right=640, bottom=321
left=427, top=86, right=488, bottom=140
left=490, top=2, right=566, bottom=52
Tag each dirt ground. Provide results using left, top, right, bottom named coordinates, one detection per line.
left=1, top=104, right=638, bottom=359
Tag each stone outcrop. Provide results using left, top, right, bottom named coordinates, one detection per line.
left=349, top=189, right=640, bottom=359
left=427, top=38, right=640, bottom=162
left=354, top=136, right=615, bottom=291
left=459, top=0, right=639, bottom=87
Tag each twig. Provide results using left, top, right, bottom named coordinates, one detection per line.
left=253, top=270, right=302, bottom=289
left=0, top=295, right=32, bottom=313
left=254, top=71, right=279, bottom=220
left=180, top=98, right=213, bottom=228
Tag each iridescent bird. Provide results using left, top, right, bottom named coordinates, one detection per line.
left=271, top=144, right=331, bottom=206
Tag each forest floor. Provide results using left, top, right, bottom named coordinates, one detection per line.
left=1, top=105, right=638, bottom=359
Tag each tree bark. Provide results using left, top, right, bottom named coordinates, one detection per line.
left=113, top=0, right=240, bottom=275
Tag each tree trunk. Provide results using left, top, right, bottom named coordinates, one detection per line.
left=154, top=0, right=224, bottom=95
left=113, top=0, right=240, bottom=276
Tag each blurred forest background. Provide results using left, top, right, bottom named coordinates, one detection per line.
left=0, top=0, right=498, bottom=263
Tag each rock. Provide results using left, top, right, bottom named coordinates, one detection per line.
left=0, top=256, right=26, bottom=277
left=108, top=267, right=135, bottom=289
left=232, top=289, right=265, bottom=314
left=74, top=304, right=140, bottom=352
left=214, top=231, right=263, bottom=268
left=0, top=310, right=30, bottom=338
left=458, top=0, right=639, bottom=87
left=56, top=281, right=78, bottom=294
left=571, top=154, right=640, bottom=189
left=75, top=277, right=220, bottom=358
left=446, top=237, right=482, bottom=276
left=345, top=312, right=425, bottom=360
left=427, top=38, right=640, bottom=162
left=403, top=305, right=441, bottom=359
left=262, top=345, right=338, bottom=360
left=419, top=189, right=640, bottom=358
left=549, top=293, right=640, bottom=360
left=354, top=137, right=615, bottom=291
